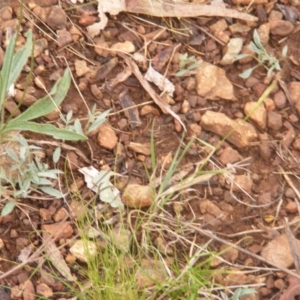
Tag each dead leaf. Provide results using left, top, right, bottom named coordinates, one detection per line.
left=119, top=53, right=186, bottom=131
left=144, top=64, right=175, bottom=96
left=43, top=232, right=75, bottom=281
left=119, top=89, right=142, bottom=129
left=108, top=66, right=132, bottom=88
left=90, top=0, right=257, bottom=37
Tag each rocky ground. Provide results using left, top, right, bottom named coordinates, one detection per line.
left=0, top=0, right=300, bottom=299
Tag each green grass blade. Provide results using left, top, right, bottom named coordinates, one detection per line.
left=0, top=32, right=17, bottom=107
left=8, top=69, right=70, bottom=124
left=9, top=30, right=32, bottom=90
left=3, top=121, right=87, bottom=141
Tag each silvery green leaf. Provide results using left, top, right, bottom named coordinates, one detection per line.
left=282, top=45, right=288, bottom=58
left=74, top=119, right=84, bottom=135
left=253, top=29, right=265, bottom=50
left=31, top=174, right=40, bottom=185
left=187, top=62, right=201, bottom=70
left=267, top=65, right=276, bottom=77
left=66, top=110, right=73, bottom=122
left=5, top=148, right=19, bottom=162
left=53, top=147, right=61, bottom=164
left=1, top=201, right=16, bottom=216
left=19, top=146, right=27, bottom=161
left=79, top=166, right=124, bottom=210
left=234, top=53, right=250, bottom=61
left=220, top=292, right=229, bottom=300
left=37, top=171, right=59, bottom=179
left=232, top=287, right=256, bottom=300
left=37, top=178, right=52, bottom=185
left=40, top=186, right=63, bottom=198
left=87, top=109, right=110, bottom=134
left=248, top=42, right=263, bottom=54
left=239, top=68, right=254, bottom=79
left=175, top=69, right=189, bottom=77
left=275, top=62, right=281, bottom=70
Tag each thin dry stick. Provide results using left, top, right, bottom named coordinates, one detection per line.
left=182, top=221, right=300, bottom=280
left=278, top=165, right=300, bottom=215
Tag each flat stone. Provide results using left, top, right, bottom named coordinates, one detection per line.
left=188, top=123, right=202, bottom=137
left=57, top=28, right=72, bottom=48
left=46, top=6, right=67, bottom=30
left=257, top=23, right=270, bottom=46
left=195, top=62, right=236, bottom=101
left=36, top=283, right=53, bottom=298
left=269, top=20, right=294, bottom=36
left=69, top=240, right=97, bottom=263
left=282, top=126, right=295, bottom=148
left=201, top=111, right=257, bottom=148
left=229, top=23, right=251, bottom=34
left=0, top=6, right=12, bottom=21
left=74, top=59, right=91, bottom=77
left=267, top=111, right=282, bottom=131
left=231, top=174, right=253, bottom=193
left=33, top=38, right=48, bottom=57
left=220, top=38, right=243, bottom=65
left=111, top=41, right=135, bottom=55
left=140, top=105, right=160, bottom=116
left=200, top=200, right=226, bottom=219
left=122, top=184, right=153, bottom=208
left=43, top=222, right=73, bottom=239
left=261, top=234, right=300, bottom=268
left=128, top=142, right=151, bottom=156
left=135, top=259, right=168, bottom=288
left=97, top=124, right=118, bottom=150
left=94, top=37, right=109, bottom=57
left=273, top=90, right=286, bottom=109
left=244, top=102, right=267, bottom=129
left=219, top=147, right=242, bottom=165
left=288, top=81, right=300, bottom=105
left=264, top=98, right=275, bottom=111
left=21, top=280, right=35, bottom=300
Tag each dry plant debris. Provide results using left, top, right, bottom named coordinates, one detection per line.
left=0, top=0, right=300, bottom=299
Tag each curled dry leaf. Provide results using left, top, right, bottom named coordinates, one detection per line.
left=119, top=89, right=142, bottom=129
left=90, top=0, right=257, bottom=37
left=119, top=53, right=186, bottom=131
left=144, top=64, right=175, bottom=96
left=43, top=232, right=75, bottom=282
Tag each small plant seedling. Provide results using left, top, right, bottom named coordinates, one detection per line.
left=220, top=287, right=257, bottom=300
left=175, top=53, right=201, bottom=76
left=236, top=29, right=288, bottom=79
left=0, top=29, right=111, bottom=216
left=0, top=30, right=88, bottom=141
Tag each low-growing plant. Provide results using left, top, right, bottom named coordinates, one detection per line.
left=236, top=29, right=288, bottom=79
left=0, top=30, right=88, bottom=141
left=60, top=105, right=110, bottom=136
left=220, top=287, right=257, bottom=300
left=0, top=29, right=110, bottom=216
left=175, top=53, right=201, bottom=77
left=0, top=135, right=64, bottom=216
